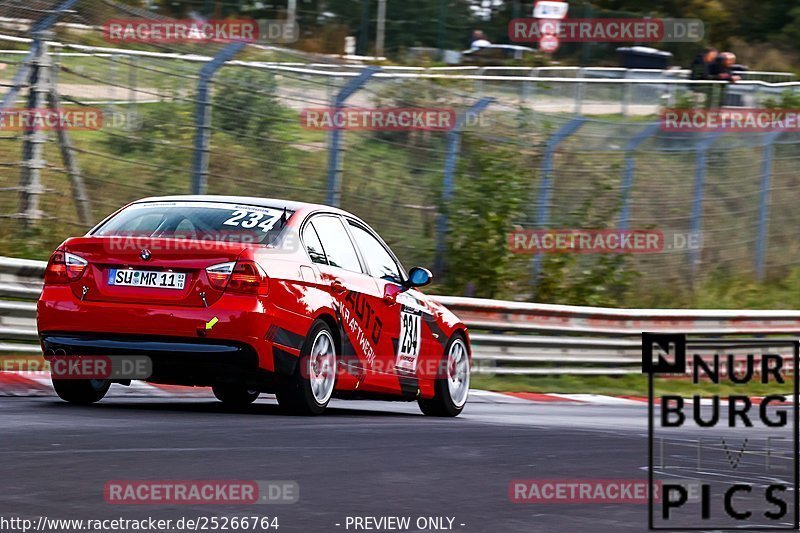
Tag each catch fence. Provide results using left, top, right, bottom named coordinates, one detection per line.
left=0, top=1, right=799, bottom=299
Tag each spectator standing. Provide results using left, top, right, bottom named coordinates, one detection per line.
left=690, top=47, right=718, bottom=80
left=710, top=52, right=741, bottom=106
left=469, top=30, right=491, bottom=49
left=690, top=47, right=718, bottom=107
left=710, top=52, right=741, bottom=82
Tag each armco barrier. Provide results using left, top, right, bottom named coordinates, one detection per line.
left=2, top=256, right=800, bottom=375
left=0, top=256, right=44, bottom=355
left=427, top=298, right=800, bottom=375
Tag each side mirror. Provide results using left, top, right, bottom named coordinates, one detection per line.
left=383, top=267, right=432, bottom=304
left=404, top=267, right=433, bottom=289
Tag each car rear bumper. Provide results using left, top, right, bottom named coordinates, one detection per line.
left=40, top=332, right=273, bottom=388
left=37, top=285, right=310, bottom=387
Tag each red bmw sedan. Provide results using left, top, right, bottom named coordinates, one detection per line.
left=37, top=196, right=470, bottom=416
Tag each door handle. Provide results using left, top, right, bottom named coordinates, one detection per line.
left=331, top=279, right=347, bottom=294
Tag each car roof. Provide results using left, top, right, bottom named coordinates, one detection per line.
left=133, top=195, right=350, bottom=217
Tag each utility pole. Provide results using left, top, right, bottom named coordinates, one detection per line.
left=287, top=0, right=296, bottom=31
left=436, top=0, right=447, bottom=59
left=358, top=0, right=370, bottom=56
left=376, top=0, right=386, bottom=59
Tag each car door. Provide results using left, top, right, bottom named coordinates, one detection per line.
left=304, top=214, right=397, bottom=394
left=345, top=219, right=432, bottom=392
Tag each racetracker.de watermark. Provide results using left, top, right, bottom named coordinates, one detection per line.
left=1, top=355, right=151, bottom=380
left=0, top=108, right=103, bottom=130
left=509, top=18, right=704, bottom=43
left=100, top=229, right=302, bottom=254
left=662, top=109, right=800, bottom=132
left=48, top=355, right=152, bottom=380
left=300, top=108, right=458, bottom=131
left=510, top=480, right=660, bottom=503
left=103, top=19, right=298, bottom=44
left=508, top=229, right=702, bottom=254
left=104, top=481, right=299, bottom=505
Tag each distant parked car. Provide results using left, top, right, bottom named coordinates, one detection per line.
left=617, top=46, right=673, bottom=70
left=461, top=44, right=537, bottom=65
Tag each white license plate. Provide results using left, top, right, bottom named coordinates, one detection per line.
left=108, top=269, right=186, bottom=290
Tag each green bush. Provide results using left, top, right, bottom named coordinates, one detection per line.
left=441, top=135, right=530, bottom=299
left=213, top=69, right=284, bottom=142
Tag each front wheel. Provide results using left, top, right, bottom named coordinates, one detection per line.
left=52, top=378, right=111, bottom=405
left=276, top=321, right=337, bottom=415
left=212, top=385, right=260, bottom=407
left=418, top=335, right=470, bottom=417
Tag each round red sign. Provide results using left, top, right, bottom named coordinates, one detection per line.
left=539, top=34, right=559, bottom=53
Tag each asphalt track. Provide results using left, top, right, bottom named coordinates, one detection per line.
left=0, top=394, right=794, bottom=533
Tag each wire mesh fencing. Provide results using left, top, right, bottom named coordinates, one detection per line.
left=0, top=0, right=799, bottom=303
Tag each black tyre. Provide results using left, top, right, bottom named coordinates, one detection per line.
left=212, top=384, right=260, bottom=406
left=276, top=320, right=337, bottom=416
left=418, top=334, right=470, bottom=417
left=52, top=378, right=111, bottom=405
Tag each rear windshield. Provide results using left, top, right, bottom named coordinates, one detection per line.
left=93, top=201, right=293, bottom=245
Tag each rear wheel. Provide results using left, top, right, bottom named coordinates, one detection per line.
left=418, top=335, right=470, bottom=417
left=276, top=321, right=337, bottom=416
left=212, top=385, right=260, bottom=406
left=52, top=378, right=111, bottom=405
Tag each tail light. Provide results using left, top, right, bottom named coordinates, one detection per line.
left=45, top=251, right=88, bottom=284
left=205, top=260, right=268, bottom=295
left=206, top=262, right=235, bottom=290
left=229, top=261, right=269, bottom=294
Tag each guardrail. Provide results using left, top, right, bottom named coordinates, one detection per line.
left=0, top=40, right=794, bottom=83
left=435, top=296, right=800, bottom=375
left=2, top=46, right=792, bottom=83
left=0, top=257, right=43, bottom=355
left=3, top=256, right=800, bottom=375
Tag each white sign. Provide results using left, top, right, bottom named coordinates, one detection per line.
left=533, top=1, right=569, bottom=20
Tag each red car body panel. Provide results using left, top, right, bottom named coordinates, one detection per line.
left=37, top=196, right=469, bottom=402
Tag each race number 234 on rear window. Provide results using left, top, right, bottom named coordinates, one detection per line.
left=223, top=209, right=278, bottom=232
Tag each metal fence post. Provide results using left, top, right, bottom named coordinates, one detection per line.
left=191, top=41, right=246, bottom=195
left=574, top=67, right=584, bottom=115
left=521, top=67, right=538, bottom=106
left=48, top=50, right=91, bottom=226
left=18, top=32, right=51, bottom=226
left=128, top=54, right=138, bottom=107
left=1, top=43, right=36, bottom=111
left=476, top=67, right=486, bottom=96
left=621, top=70, right=630, bottom=117
left=755, top=131, right=782, bottom=281
left=619, top=122, right=660, bottom=229
left=690, top=131, right=724, bottom=277
left=325, top=66, right=379, bottom=207
left=434, top=97, right=494, bottom=276
left=535, top=117, right=588, bottom=228
left=532, top=116, right=587, bottom=285
left=109, top=53, right=118, bottom=101
left=14, top=0, right=79, bottom=227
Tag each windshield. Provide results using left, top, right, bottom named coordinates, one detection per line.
left=93, top=201, right=293, bottom=246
